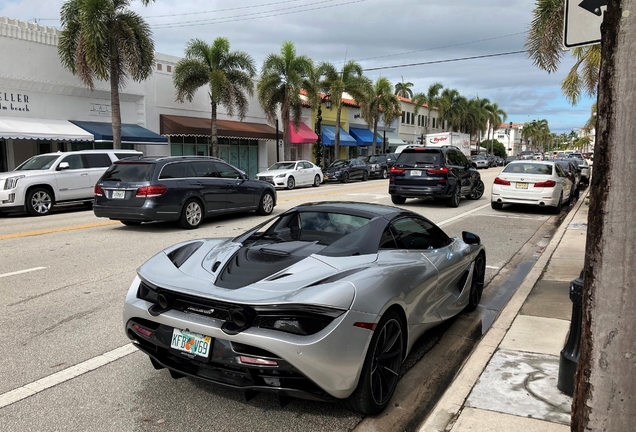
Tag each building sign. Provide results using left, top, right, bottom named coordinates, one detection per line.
left=90, top=103, right=111, bottom=116
left=0, top=92, right=30, bottom=112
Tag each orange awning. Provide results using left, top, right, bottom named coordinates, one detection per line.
left=160, top=114, right=277, bottom=140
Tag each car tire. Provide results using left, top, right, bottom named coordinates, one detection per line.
left=286, top=176, right=295, bottom=190
left=464, top=253, right=486, bottom=312
left=121, top=220, right=142, bottom=226
left=391, top=195, right=406, bottom=205
left=491, top=201, right=503, bottom=210
left=313, top=174, right=321, bottom=187
left=552, top=194, right=563, bottom=214
left=26, top=187, right=53, bottom=216
left=381, top=168, right=388, bottom=179
left=362, top=171, right=369, bottom=181
left=466, top=180, right=484, bottom=200
left=344, top=310, right=404, bottom=415
left=445, top=184, right=461, bottom=208
left=178, top=198, right=203, bottom=229
left=256, top=191, right=275, bottom=216
left=342, top=172, right=350, bottom=183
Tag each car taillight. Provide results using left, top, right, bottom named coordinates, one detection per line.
left=390, top=167, right=405, bottom=174
left=494, top=177, right=511, bottom=185
left=94, top=185, right=103, bottom=196
left=427, top=167, right=449, bottom=175
left=534, top=180, right=556, bottom=188
left=132, top=323, right=153, bottom=338
left=136, top=185, right=167, bottom=197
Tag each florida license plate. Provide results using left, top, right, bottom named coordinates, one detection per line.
left=170, top=328, right=211, bottom=358
left=112, top=190, right=125, bottom=199
left=516, top=182, right=528, bottom=189
left=411, top=170, right=422, bottom=176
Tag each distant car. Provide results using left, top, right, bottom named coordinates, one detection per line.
left=93, top=156, right=276, bottom=229
left=519, top=150, right=535, bottom=160
left=385, top=153, right=398, bottom=169
left=389, top=146, right=484, bottom=207
left=363, top=154, right=390, bottom=179
left=256, top=160, right=323, bottom=190
left=567, top=156, right=591, bottom=186
left=123, top=201, right=486, bottom=414
left=494, top=156, right=504, bottom=166
left=485, top=155, right=497, bottom=167
left=323, top=159, right=370, bottom=183
left=471, top=155, right=489, bottom=169
left=0, top=149, right=143, bottom=216
left=533, top=153, right=544, bottom=161
left=504, top=156, right=519, bottom=166
left=554, top=159, right=581, bottom=202
left=491, top=160, right=573, bottom=213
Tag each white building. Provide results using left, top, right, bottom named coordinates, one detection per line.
left=395, top=96, right=445, bottom=146
left=492, top=122, right=523, bottom=156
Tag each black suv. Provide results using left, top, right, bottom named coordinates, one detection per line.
left=93, top=156, right=276, bottom=229
left=388, top=146, right=484, bottom=207
left=363, top=153, right=398, bottom=179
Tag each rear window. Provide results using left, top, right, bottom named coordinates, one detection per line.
left=102, top=163, right=155, bottom=182
left=396, top=151, right=442, bottom=166
left=503, top=163, right=553, bottom=175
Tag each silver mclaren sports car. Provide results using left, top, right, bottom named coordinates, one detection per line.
left=124, top=202, right=486, bottom=414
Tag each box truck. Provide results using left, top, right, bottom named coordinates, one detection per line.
left=425, top=132, right=471, bottom=157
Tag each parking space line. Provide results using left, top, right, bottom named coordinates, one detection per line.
left=437, top=203, right=491, bottom=227
left=0, top=343, right=137, bottom=409
left=0, top=220, right=119, bottom=241
left=0, top=267, right=48, bottom=278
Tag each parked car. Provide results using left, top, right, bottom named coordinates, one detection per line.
left=494, top=156, right=504, bottom=166
left=123, top=201, right=486, bottom=414
left=385, top=153, right=398, bottom=169
left=491, top=160, right=573, bottom=213
left=485, top=155, right=497, bottom=167
left=504, top=156, right=519, bottom=166
left=519, top=150, right=535, bottom=160
left=93, top=156, right=276, bottom=229
left=323, top=159, right=370, bottom=183
left=554, top=159, right=581, bottom=202
left=389, top=146, right=484, bottom=207
left=256, top=160, right=322, bottom=190
left=565, top=156, right=591, bottom=185
left=533, top=153, right=544, bottom=161
left=0, top=149, right=143, bottom=216
left=363, top=154, right=390, bottom=179
left=471, top=155, right=490, bottom=169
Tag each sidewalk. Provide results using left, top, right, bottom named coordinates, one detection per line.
left=419, top=193, right=589, bottom=431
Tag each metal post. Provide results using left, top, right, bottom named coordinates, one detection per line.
left=558, top=270, right=584, bottom=396
left=383, top=130, right=387, bottom=154
left=275, top=119, right=280, bottom=162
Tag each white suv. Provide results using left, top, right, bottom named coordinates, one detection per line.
left=0, top=150, right=142, bottom=216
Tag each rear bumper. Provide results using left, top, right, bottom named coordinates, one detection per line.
left=389, top=184, right=450, bottom=198
left=93, top=204, right=178, bottom=222
left=491, top=186, right=560, bottom=207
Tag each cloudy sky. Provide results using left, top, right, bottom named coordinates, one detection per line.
left=0, top=0, right=597, bottom=133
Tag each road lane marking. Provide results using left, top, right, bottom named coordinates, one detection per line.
left=278, top=184, right=386, bottom=203
left=0, top=220, right=119, bottom=241
left=437, top=203, right=491, bottom=227
left=0, top=344, right=137, bottom=409
left=486, top=266, right=500, bottom=270
left=0, top=267, right=47, bottom=278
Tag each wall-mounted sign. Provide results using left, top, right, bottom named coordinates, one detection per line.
left=90, top=103, right=111, bottom=116
left=0, top=92, right=30, bottom=112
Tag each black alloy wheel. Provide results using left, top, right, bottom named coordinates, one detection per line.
left=445, top=184, right=461, bottom=208
left=342, top=172, right=350, bottom=183
left=256, top=192, right=275, bottom=215
left=345, top=311, right=404, bottom=414
left=391, top=195, right=406, bottom=205
left=313, top=174, right=321, bottom=187
left=286, top=176, right=295, bottom=190
left=178, top=198, right=203, bottom=229
left=381, top=168, right=388, bottom=179
left=362, top=171, right=369, bottom=181
left=465, top=253, right=486, bottom=312
left=26, top=187, right=53, bottom=216
left=467, top=180, right=485, bottom=200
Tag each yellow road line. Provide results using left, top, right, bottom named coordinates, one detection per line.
left=0, top=220, right=119, bottom=241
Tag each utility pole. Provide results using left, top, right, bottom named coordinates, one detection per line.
left=572, top=1, right=636, bottom=430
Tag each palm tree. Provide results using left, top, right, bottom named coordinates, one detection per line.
left=172, top=38, right=256, bottom=158
left=440, top=88, right=466, bottom=132
left=258, top=41, right=314, bottom=161
left=58, top=0, right=155, bottom=149
left=360, top=77, right=401, bottom=155
left=411, top=83, right=444, bottom=135
left=305, top=61, right=338, bottom=167
left=394, top=76, right=414, bottom=99
left=486, top=102, right=507, bottom=153
left=525, top=0, right=600, bottom=105
left=522, top=119, right=550, bottom=151
left=323, top=60, right=369, bottom=159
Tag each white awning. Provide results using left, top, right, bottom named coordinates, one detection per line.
left=376, top=130, right=405, bottom=145
left=0, top=116, right=94, bottom=141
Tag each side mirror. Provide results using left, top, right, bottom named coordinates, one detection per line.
left=297, top=166, right=302, bottom=170
left=471, top=162, right=477, bottom=169
left=57, top=162, right=70, bottom=171
left=462, top=231, right=481, bottom=245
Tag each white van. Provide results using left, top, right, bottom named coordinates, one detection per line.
left=394, top=144, right=425, bottom=154
left=0, top=150, right=143, bottom=216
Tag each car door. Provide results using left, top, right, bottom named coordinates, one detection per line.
left=212, top=161, right=257, bottom=210
left=82, top=153, right=114, bottom=191
left=294, top=161, right=309, bottom=186
left=301, top=161, right=315, bottom=185
left=445, top=150, right=467, bottom=194
left=54, top=154, right=92, bottom=200
left=190, top=160, right=227, bottom=212
left=554, top=164, right=571, bottom=199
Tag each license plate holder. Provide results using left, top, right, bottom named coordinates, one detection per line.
left=411, top=170, right=422, bottom=176
left=112, top=190, right=125, bottom=199
left=516, top=182, right=528, bottom=189
left=170, top=328, right=212, bottom=358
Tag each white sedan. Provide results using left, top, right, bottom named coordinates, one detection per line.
left=256, top=160, right=323, bottom=190
left=491, top=160, right=573, bottom=213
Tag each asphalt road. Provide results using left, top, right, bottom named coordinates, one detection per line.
left=0, top=167, right=571, bottom=432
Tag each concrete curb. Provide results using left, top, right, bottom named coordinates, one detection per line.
left=418, top=193, right=588, bottom=432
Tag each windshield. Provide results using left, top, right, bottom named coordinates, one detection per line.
left=15, top=155, right=59, bottom=171
left=101, top=162, right=155, bottom=182
left=365, top=155, right=384, bottom=163
left=329, top=160, right=350, bottom=168
left=269, top=162, right=296, bottom=170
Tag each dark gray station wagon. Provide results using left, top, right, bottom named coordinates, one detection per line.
left=93, top=156, right=276, bottom=229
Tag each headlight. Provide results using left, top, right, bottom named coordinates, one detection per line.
left=4, top=175, right=25, bottom=190
left=334, top=171, right=341, bottom=176
left=275, top=173, right=286, bottom=178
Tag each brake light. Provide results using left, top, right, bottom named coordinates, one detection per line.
left=132, top=323, right=153, bottom=338
left=94, top=185, right=103, bottom=196
left=136, top=185, right=168, bottom=197
left=353, top=322, right=377, bottom=331
left=534, top=180, right=556, bottom=188
left=427, top=167, right=449, bottom=175
left=494, top=177, right=511, bottom=186
left=390, top=167, right=405, bottom=174
left=238, top=356, right=278, bottom=366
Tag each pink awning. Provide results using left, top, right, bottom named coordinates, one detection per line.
left=289, top=121, right=318, bottom=144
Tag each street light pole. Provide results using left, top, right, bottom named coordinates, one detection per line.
left=275, top=119, right=280, bottom=162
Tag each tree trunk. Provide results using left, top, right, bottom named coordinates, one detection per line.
left=109, top=56, right=122, bottom=150
left=372, top=118, right=378, bottom=155
left=210, top=102, right=218, bottom=158
left=334, top=102, right=342, bottom=160
left=572, top=2, right=636, bottom=431
left=282, top=99, right=291, bottom=161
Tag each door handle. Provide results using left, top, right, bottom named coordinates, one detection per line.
left=81, top=173, right=88, bottom=176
